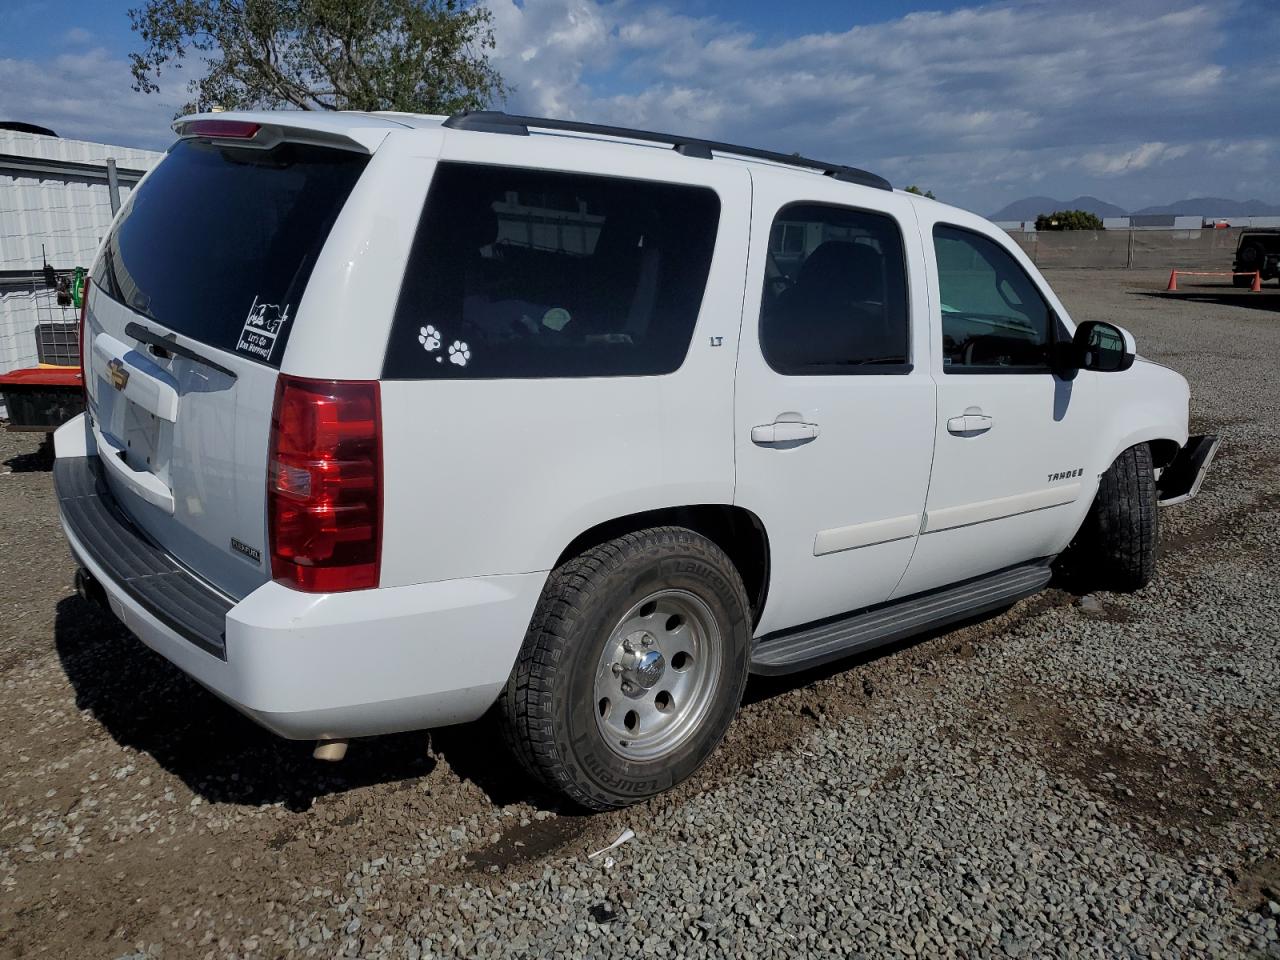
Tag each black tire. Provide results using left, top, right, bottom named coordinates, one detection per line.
left=1070, top=443, right=1159, bottom=591
left=500, top=527, right=751, bottom=811
left=1232, top=273, right=1252, bottom=288
left=1238, top=243, right=1263, bottom=268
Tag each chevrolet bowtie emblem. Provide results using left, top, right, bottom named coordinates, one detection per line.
left=108, top=357, right=129, bottom=392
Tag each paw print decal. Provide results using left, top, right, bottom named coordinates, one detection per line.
left=418, top=325, right=441, bottom=352
left=448, top=341, right=471, bottom=367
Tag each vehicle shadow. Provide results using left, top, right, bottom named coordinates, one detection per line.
left=54, top=579, right=1087, bottom=814
left=1133, top=285, right=1280, bottom=314
left=3, top=433, right=54, bottom=472
left=53, top=594, right=439, bottom=811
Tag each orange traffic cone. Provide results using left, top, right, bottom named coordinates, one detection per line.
left=1166, top=270, right=1178, bottom=291
left=1251, top=271, right=1262, bottom=292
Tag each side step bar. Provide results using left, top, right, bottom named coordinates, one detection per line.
left=1157, top=434, right=1219, bottom=507
left=750, top=560, right=1054, bottom=676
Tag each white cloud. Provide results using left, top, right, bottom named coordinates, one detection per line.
left=0, top=46, right=188, bottom=148
left=1, top=0, right=1274, bottom=211
left=486, top=0, right=614, bottom=117
left=1079, top=142, right=1192, bottom=177
left=483, top=0, right=1278, bottom=212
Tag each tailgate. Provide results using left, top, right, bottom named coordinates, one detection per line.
left=85, top=134, right=369, bottom=599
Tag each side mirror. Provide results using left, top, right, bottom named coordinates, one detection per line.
left=1073, top=320, right=1136, bottom=373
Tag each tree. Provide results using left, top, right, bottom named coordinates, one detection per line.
left=129, top=0, right=508, bottom=115
left=1035, top=210, right=1104, bottom=231
left=905, top=185, right=936, bottom=200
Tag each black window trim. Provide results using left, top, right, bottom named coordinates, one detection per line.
left=90, top=138, right=369, bottom=371
left=932, top=221, right=1062, bottom=376
left=758, top=199, right=915, bottom=378
left=380, top=160, right=724, bottom=382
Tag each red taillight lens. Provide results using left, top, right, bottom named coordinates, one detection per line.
left=183, top=119, right=261, bottom=140
left=77, top=283, right=89, bottom=395
left=268, top=376, right=382, bottom=592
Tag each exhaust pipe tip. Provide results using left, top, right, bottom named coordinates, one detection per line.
left=313, top=739, right=349, bottom=762
left=75, top=567, right=107, bottom=610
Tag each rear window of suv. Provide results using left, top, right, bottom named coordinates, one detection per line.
left=92, top=138, right=368, bottom=367
left=382, top=163, right=721, bottom=379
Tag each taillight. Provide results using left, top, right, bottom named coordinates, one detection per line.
left=78, top=283, right=89, bottom=395
left=268, top=376, right=382, bottom=592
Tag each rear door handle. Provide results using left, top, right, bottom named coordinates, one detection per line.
left=751, top=421, right=820, bottom=446
left=947, top=413, right=993, bottom=435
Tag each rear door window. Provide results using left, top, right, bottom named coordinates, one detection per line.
left=382, top=163, right=721, bottom=379
left=93, top=138, right=369, bottom=367
left=760, top=203, right=911, bottom=374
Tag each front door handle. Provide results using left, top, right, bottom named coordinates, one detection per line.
left=947, top=413, right=993, bottom=435
left=751, top=420, right=820, bottom=446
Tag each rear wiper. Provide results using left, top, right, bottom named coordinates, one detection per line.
left=124, top=322, right=237, bottom=380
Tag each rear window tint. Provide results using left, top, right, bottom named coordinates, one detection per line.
left=92, top=138, right=368, bottom=367
left=382, top=163, right=721, bottom=379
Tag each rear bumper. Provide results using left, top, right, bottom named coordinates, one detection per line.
left=53, top=418, right=546, bottom=740
left=1157, top=434, right=1220, bottom=507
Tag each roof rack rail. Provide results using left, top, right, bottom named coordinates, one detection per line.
left=441, top=111, right=892, bottom=192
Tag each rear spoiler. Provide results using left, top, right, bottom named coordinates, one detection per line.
left=172, top=112, right=404, bottom=154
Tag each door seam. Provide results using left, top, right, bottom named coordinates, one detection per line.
left=888, top=197, right=939, bottom=601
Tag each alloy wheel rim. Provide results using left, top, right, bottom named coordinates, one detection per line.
left=592, top=589, right=722, bottom=763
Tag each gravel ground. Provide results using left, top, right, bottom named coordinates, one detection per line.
left=1, top=269, right=1277, bottom=959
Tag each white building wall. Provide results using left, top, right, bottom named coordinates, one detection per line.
left=0, top=131, right=162, bottom=375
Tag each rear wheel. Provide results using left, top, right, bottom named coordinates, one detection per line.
left=1232, top=273, right=1252, bottom=288
left=500, top=527, right=751, bottom=810
left=1065, top=443, right=1159, bottom=591
left=1238, top=243, right=1263, bottom=269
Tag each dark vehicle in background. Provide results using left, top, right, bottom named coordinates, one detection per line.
left=1233, top=229, right=1280, bottom=286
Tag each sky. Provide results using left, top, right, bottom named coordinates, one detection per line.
left=1, top=0, right=1278, bottom=215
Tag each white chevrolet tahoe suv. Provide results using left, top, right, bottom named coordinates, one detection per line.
left=54, top=110, right=1218, bottom=810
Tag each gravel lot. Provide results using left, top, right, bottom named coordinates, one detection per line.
left=1, top=269, right=1277, bottom=959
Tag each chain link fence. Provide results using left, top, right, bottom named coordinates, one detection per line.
left=1007, top=227, right=1243, bottom=271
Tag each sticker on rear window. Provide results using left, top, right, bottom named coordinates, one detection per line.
left=236, top=297, right=291, bottom=362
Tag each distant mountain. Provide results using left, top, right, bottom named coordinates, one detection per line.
left=1130, top=197, right=1280, bottom=217
left=989, top=195, right=1128, bottom=221
left=989, top=194, right=1280, bottom=221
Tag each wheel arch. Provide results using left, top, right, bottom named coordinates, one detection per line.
left=1101, top=429, right=1184, bottom=477
left=553, top=505, right=771, bottom=626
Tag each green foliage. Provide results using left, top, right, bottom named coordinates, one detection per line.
left=129, top=0, right=509, bottom=115
left=1035, top=210, right=1104, bottom=231
left=905, top=185, right=936, bottom=200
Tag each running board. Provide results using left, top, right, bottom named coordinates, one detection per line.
left=749, top=560, right=1054, bottom=676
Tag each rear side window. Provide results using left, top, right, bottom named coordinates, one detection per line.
left=760, top=203, right=910, bottom=375
left=93, top=138, right=368, bottom=367
left=933, top=224, right=1055, bottom=372
left=382, top=163, right=721, bottom=379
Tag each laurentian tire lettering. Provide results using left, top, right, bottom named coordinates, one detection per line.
left=580, top=752, right=664, bottom=795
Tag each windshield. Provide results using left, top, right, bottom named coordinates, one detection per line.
left=92, top=138, right=368, bottom=367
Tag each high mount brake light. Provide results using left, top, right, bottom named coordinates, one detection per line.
left=183, top=119, right=261, bottom=140
left=268, top=376, right=382, bottom=592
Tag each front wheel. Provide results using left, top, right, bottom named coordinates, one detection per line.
left=499, top=527, right=751, bottom=810
left=1065, top=443, right=1159, bottom=591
